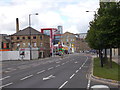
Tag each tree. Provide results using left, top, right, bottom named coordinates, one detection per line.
left=86, top=1, right=120, bottom=68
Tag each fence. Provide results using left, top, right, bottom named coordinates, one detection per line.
left=0, top=51, right=39, bottom=61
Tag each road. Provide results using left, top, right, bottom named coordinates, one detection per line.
left=0, top=53, right=119, bottom=89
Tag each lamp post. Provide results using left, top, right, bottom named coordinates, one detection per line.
left=86, top=11, right=97, bottom=20
left=29, top=13, right=38, bottom=60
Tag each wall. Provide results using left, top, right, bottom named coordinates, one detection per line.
left=0, top=51, right=39, bottom=61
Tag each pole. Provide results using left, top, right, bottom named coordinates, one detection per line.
left=29, top=14, right=32, bottom=60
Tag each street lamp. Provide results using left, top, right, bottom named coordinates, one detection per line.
left=86, top=11, right=97, bottom=20
left=29, top=13, right=38, bottom=60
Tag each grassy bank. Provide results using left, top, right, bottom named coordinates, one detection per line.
left=93, top=58, right=120, bottom=81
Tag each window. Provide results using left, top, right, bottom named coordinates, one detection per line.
left=23, top=43, right=26, bottom=47
left=40, top=36, right=42, bottom=40
left=17, top=37, right=19, bottom=40
left=40, top=43, right=43, bottom=47
left=28, top=36, right=30, bottom=39
left=22, top=37, right=25, bottom=39
left=33, top=36, right=36, bottom=39
left=11, top=37, right=14, bottom=40
left=34, top=43, right=37, bottom=47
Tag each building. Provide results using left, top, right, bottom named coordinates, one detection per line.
left=41, top=27, right=63, bottom=55
left=11, top=27, right=50, bottom=58
left=61, top=32, right=90, bottom=53
left=61, top=32, right=78, bottom=53
left=0, top=34, right=11, bottom=51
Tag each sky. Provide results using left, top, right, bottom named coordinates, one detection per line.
left=0, top=0, right=100, bottom=35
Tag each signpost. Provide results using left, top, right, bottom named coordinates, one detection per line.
left=19, top=48, right=25, bottom=60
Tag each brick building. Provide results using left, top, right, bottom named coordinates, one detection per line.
left=11, top=27, right=50, bottom=58
left=0, top=34, right=11, bottom=51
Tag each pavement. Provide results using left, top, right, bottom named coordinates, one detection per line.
left=113, top=56, right=120, bottom=65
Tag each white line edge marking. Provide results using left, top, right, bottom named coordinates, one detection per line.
left=20, top=75, right=33, bottom=80
left=70, top=74, right=75, bottom=79
left=0, top=76, right=10, bottom=81
left=87, top=75, right=91, bottom=89
left=59, top=81, right=68, bottom=89
left=0, top=82, right=13, bottom=88
left=37, top=70, right=45, bottom=74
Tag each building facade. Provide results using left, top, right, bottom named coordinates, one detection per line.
left=11, top=27, right=50, bottom=58
left=61, top=32, right=90, bottom=53
left=0, top=34, right=11, bottom=51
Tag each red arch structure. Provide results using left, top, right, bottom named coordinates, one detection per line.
left=41, top=28, right=58, bottom=54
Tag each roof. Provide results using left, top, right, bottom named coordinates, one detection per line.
left=11, top=27, right=43, bottom=36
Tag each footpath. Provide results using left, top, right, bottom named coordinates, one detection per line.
left=91, top=55, right=120, bottom=87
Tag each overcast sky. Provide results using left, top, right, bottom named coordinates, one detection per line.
left=0, top=0, right=100, bottom=35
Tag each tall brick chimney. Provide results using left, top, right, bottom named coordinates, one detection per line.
left=16, top=18, right=19, bottom=32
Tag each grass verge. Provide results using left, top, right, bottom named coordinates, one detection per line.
left=93, top=58, right=120, bottom=81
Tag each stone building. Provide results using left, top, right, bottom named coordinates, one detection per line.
left=11, top=27, right=50, bottom=58
left=61, top=32, right=90, bottom=53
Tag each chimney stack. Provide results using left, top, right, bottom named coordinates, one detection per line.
left=16, top=18, right=19, bottom=32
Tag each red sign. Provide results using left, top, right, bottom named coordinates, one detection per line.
left=3, top=43, right=7, bottom=48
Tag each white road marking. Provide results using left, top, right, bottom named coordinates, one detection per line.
left=48, top=67, right=54, bottom=70
left=75, top=70, right=79, bottom=73
left=0, top=76, right=10, bottom=81
left=59, top=81, right=68, bottom=89
left=37, top=70, right=45, bottom=74
left=56, top=65, right=60, bottom=67
left=61, top=63, right=65, bottom=65
left=0, top=82, right=13, bottom=88
left=43, top=75, right=55, bottom=81
left=20, top=75, right=33, bottom=80
left=75, top=61, right=78, bottom=64
left=70, top=74, right=75, bottom=79
left=56, top=61, right=60, bottom=63
left=87, top=78, right=91, bottom=89
left=79, top=67, right=82, bottom=69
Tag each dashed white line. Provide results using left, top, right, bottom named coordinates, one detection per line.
left=75, top=70, right=79, bottom=73
left=79, top=67, right=82, bottom=70
left=61, top=63, right=65, bottom=65
left=20, top=75, right=33, bottom=80
left=87, top=78, right=91, bottom=89
left=48, top=67, right=54, bottom=70
left=70, top=74, right=75, bottom=79
left=56, top=61, right=60, bottom=63
left=0, top=76, right=10, bottom=81
left=0, top=82, right=13, bottom=88
left=56, top=65, right=60, bottom=67
left=59, top=81, right=68, bottom=89
left=37, top=70, right=45, bottom=74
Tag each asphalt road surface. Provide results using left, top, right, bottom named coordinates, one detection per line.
left=0, top=53, right=119, bottom=89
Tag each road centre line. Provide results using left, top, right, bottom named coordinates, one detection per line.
left=70, top=74, right=75, bottom=79
left=20, top=75, right=33, bottom=80
left=59, top=81, right=68, bottom=89
left=75, top=70, right=79, bottom=73
left=56, top=65, right=60, bottom=67
left=0, top=76, right=10, bottom=81
left=37, top=70, right=45, bottom=74
left=48, top=67, right=54, bottom=70
left=0, top=82, right=13, bottom=88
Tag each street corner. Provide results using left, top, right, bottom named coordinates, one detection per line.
left=91, top=74, right=120, bottom=86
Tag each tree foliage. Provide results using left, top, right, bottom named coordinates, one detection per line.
left=86, top=1, right=120, bottom=68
